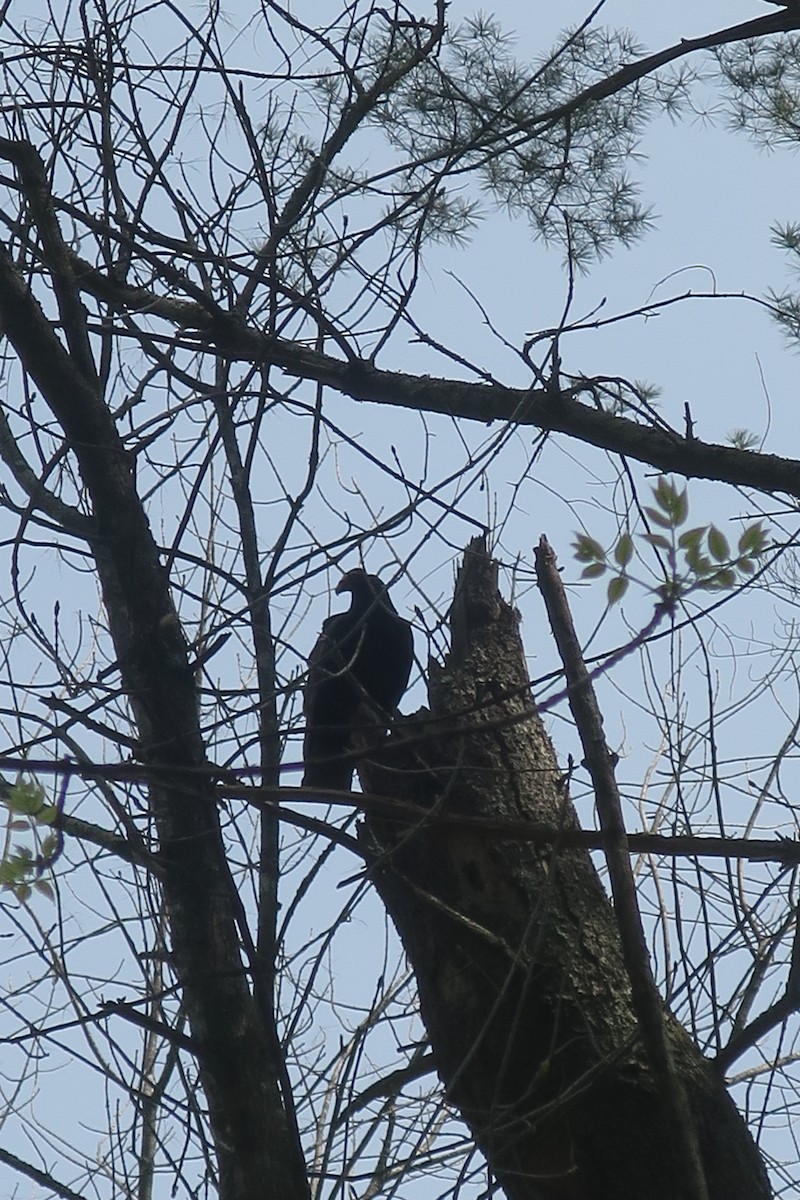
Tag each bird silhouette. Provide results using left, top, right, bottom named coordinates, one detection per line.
left=302, top=569, right=413, bottom=791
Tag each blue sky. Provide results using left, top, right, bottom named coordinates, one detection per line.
left=2, top=3, right=800, bottom=1195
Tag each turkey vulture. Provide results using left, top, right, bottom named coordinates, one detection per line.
left=302, top=568, right=414, bottom=791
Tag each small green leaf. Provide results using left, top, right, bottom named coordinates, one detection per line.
left=698, top=568, right=737, bottom=591
left=650, top=477, right=688, bottom=526
left=654, top=477, right=677, bottom=513
left=0, top=861, right=22, bottom=885
left=35, top=805, right=58, bottom=826
left=707, top=526, right=730, bottom=562
left=607, top=575, right=629, bottom=605
left=573, top=534, right=605, bottom=563
left=738, top=558, right=756, bottom=575
left=614, top=533, right=633, bottom=567
left=5, top=782, right=44, bottom=820
left=738, top=523, right=767, bottom=556
left=678, top=527, right=706, bottom=550
left=40, top=832, right=59, bottom=859
left=643, top=507, right=673, bottom=530
left=642, top=533, right=672, bottom=551
left=581, top=562, right=607, bottom=579
left=34, top=879, right=54, bottom=901
left=673, top=486, right=689, bottom=527
left=689, top=554, right=714, bottom=576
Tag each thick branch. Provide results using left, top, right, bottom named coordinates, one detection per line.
left=0, top=1146, right=87, bottom=1200
left=3, top=756, right=798, bottom=866
left=66, top=258, right=800, bottom=501
left=0, top=138, right=98, bottom=386
left=525, top=9, right=800, bottom=133
left=0, top=403, right=93, bottom=537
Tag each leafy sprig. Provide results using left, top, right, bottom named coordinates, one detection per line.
left=0, top=776, right=58, bottom=902
left=573, top=477, right=768, bottom=607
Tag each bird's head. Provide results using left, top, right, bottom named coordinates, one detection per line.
left=335, top=568, right=391, bottom=610
left=336, top=568, right=379, bottom=597
left=335, top=567, right=369, bottom=596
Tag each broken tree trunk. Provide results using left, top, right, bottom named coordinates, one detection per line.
left=358, top=538, right=771, bottom=1200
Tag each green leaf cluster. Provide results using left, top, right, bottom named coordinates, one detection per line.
left=573, top=477, right=768, bottom=607
left=0, top=776, right=58, bottom=903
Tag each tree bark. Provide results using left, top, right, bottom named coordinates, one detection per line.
left=359, top=539, right=772, bottom=1200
